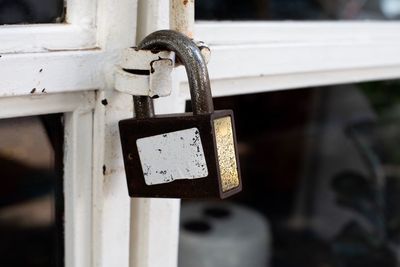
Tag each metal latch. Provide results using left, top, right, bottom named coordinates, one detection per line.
left=114, top=41, right=210, bottom=98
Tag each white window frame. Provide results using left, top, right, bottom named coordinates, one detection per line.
left=0, top=0, right=399, bottom=267
left=0, top=1, right=142, bottom=267
left=0, top=92, right=95, bottom=266
left=178, top=22, right=400, bottom=97
left=0, top=0, right=97, bottom=53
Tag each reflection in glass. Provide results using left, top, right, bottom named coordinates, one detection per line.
left=196, top=0, right=400, bottom=20
left=0, top=0, right=64, bottom=24
left=0, top=115, right=64, bottom=267
left=182, top=79, right=400, bottom=267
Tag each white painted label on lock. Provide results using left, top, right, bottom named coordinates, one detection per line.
left=136, top=128, right=208, bottom=185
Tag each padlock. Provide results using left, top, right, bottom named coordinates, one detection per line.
left=119, top=30, right=242, bottom=198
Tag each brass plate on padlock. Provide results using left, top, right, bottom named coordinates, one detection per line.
left=214, top=116, right=240, bottom=192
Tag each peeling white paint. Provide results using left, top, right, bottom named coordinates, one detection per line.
left=120, top=48, right=174, bottom=70
left=170, top=0, right=194, bottom=38
left=115, top=48, right=174, bottom=97
left=114, top=58, right=173, bottom=97
left=137, top=128, right=208, bottom=185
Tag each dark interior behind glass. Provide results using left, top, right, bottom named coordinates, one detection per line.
left=182, top=79, right=400, bottom=267
left=196, top=0, right=400, bottom=20
left=0, top=0, right=64, bottom=24
left=0, top=114, right=64, bottom=267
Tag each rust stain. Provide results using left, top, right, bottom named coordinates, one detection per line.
left=183, top=0, right=188, bottom=5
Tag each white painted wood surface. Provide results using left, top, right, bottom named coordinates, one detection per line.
left=130, top=2, right=181, bottom=267
left=0, top=92, right=96, bottom=267
left=91, top=0, right=137, bottom=266
left=1, top=21, right=400, bottom=98
left=66, top=0, right=97, bottom=26
left=0, top=91, right=95, bottom=118
left=170, top=0, right=195, bottom=38
left=0, top=0, right=97, bottom=54
left=64, top=108, right=94, bottom=267
left=130, top=197, right=181, bottom=267
left=92, top=91, right=133, bottom=267
left=0, top=51, right=103, bottom=97
left=189, top=66, right=400, bottom=98
left=0, top=25, right=96, bottom=53
left=176, top=22, right=400, bottom=97
left=195, top=22, right=400, bottom=46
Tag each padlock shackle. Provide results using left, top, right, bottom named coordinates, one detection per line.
left=133, top=95, right=155, bottom=118
left=138, top=30, right=214, bottom=115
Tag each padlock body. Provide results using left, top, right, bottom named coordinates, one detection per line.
left=119, top=110, right=242, bottom=198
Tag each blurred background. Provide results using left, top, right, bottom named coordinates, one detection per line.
left=180, top=80, right=400, bottom=267
left=178, top=2, right=400, bottom=267
left=0, top=0, right=63, bottom=24
left=196, top=0, right=400, bottom=20
left=0, top=0, right=399, bottom=24
left=0, top=115, right=64, bottom=266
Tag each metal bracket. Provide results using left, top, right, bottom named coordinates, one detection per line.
left=114, top=41, right=210, bottom=97
left=115, top=48, right=175, bottom=97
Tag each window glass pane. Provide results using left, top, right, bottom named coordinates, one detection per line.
left=196, top=0, right=400, bottom=20
left=0, top=0, right=64, bottom=24
left=181, top=79, right=400, bottom=267
left=0, top=114, right=64, bottom=267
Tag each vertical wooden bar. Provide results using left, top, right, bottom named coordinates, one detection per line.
left=130, top=1, right=183, bottom=267
left=170, top=0, right=195, bottom=38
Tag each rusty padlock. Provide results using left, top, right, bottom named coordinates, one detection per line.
left=119, top=30, right=242, bottom=198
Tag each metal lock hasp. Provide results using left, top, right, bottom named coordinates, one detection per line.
left=119, top=30, right=242, bottom=199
